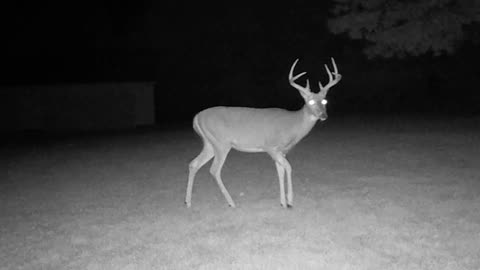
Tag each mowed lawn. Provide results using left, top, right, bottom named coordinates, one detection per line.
left=1, top=115, right=479, bottom=270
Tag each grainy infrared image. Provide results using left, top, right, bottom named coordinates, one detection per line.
left=1, top=2, right=480, bottom=270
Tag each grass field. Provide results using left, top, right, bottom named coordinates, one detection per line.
left=1, top=115, right=479, bottom=270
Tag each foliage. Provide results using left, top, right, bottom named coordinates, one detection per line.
left=328, top=0, right=480, bottom=58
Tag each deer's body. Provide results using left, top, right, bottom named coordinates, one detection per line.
left=186, top=58, right=341, bottom=208
left=194, top=106, right=316, bottom=154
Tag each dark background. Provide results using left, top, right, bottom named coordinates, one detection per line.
left=2, top=2, right=479, bottom=126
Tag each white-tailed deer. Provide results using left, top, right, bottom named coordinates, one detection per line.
left=186, top=58, right=341, bottom=208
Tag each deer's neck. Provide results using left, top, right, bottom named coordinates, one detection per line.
left=302, top=104, right=321, bottom=122
left=300, top=104, right=320, bottom=123
left=272, top=106, right=319, bottom=154
left=290, top=105, right=319, bottom=139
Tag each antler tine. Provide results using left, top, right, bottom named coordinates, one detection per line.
left=319, top=57, right=342, bottom=92
left=324, top=64, right=333, bottom=83
left=289, top=59, right=306, bottom=81
left=291, top=72, right=307, bottom=82
left=289, top=58, right=311, bottom=94
left=331, top=57, right=338, bottom=74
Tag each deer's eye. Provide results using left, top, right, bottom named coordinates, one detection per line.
left=308, top=100, right=316, bottom=105
left=321, top=99, right=328, bottom=105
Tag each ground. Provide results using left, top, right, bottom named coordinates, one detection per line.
left=1, top=115, right=479, bottom=270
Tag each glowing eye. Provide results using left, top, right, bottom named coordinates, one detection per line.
left=308, top=100, right=316, bottom=105
left=321, top=99, right=328, bottom=105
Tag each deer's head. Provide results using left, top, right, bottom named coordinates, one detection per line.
left=289, top=58, right=342, bottom=121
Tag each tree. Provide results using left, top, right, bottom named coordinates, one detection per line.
left=328, top=0, right=480, bottom=58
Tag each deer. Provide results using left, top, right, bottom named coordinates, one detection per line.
left=186, top=58, right=341, bottom=208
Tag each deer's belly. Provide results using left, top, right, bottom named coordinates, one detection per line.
left=230, top=140, right=264, bottom=153
left=230, top=140, right=292, bottom=154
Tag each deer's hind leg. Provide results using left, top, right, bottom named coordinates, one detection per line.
left=186, top=139, right=214, bottom=207
left=209, top=143, right=235, bottom=207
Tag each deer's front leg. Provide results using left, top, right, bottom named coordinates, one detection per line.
left=274, top=161, right=287, bottom=207
left=271, top=151, right=293, bottom=208
left=280, top=156, right=293, bottom=208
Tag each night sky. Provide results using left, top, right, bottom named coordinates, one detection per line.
left=2, top=2, right=480, bottom=125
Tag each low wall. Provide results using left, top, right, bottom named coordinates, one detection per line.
left=0, top=82, right=155, bottom=131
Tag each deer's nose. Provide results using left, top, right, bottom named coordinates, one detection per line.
left=319, top=112, right=328, bottom=121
